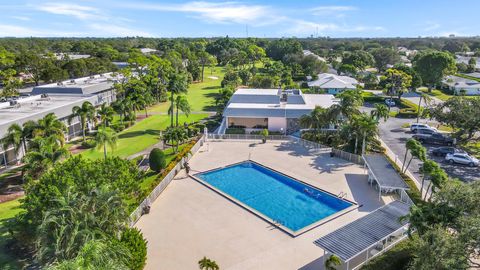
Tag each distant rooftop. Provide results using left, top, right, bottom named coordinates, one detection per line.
left=308, top=73, right=359, bottom=89
left=32, top=72, right=121, bottom=95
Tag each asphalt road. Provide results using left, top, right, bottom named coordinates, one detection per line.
left=377, top=116, right=479, bottom=183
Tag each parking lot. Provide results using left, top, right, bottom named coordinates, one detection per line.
left=377, top=116, right=479, bottom=183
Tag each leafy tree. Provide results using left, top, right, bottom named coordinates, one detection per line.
left=198, top=257, right=219, bottom=270
left=413, top=50, right=456, bottom=91
left=325, top=254, right=342, bottom=270
left=393, top=64, right=422, bottom=90
left=380, top=68, right=412, bottom=103
left=198, top=51, right=216, bottom=82
left=428, top=97, right=480, bottom=141
left=168, top=95, right=191, bottom=127
left=69, top=101, right=96, bottom=142
left=95, top=129, right=118, bottom=159
left=337, top=63, right=357, bottom=76
left=164, top=126, right=188, bottom=153
left=266, top=39, right=302, bottom=61
left=342, top=51, right=374, bottom=70
left=120, top=228, right=147, bottom=270
left=371, top=48, right=400, bottom=72
left=149, top=148, right=167, bottom=172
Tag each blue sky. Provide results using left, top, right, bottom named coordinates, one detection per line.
left=0, top=0, right=479, bottom=38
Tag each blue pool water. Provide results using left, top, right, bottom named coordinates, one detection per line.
left=195, top=161, right=353, bottom=232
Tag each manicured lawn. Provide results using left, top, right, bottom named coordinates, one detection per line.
left=418, top=88, right=452, bottom=101
left=79, top=114, right=207, bottom=160
left=0, top=198, right=23, bottom=269
left=149, top=66, right=225, bottom=113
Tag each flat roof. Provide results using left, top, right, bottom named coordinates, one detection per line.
left=234, top=88, right=280, bottom=95
left=224, top=94, right=337, bottom=118
left=0, top=94, right=97, bottom=136
left=363, top=154, right=409, bottom=190
left=32, top=73, right=120, bottom=95
left=314, top=200, right=410, bottom=262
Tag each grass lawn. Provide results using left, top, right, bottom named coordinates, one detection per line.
left=79, top=114, right=207, bottom=160
left=464, top=141, right=480, bottom=158
left=149, top=66, right=225, bottom=113
left=418, top=88, right=452, bottom=101
left=0, top=198, right=23, bottom=269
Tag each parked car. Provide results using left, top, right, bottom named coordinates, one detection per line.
left=410, top=124, right=438, bottom=133
left=413, top=132, right=454, bottom=145
left=431, top=147, right=465, bottom=157
left=385, top=99, right=396, bottom=107
left=445, top=153, right=479, bottom=167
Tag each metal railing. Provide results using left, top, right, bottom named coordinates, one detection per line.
left=129, top=135, right=205, bottom=226
left=207, top=134, right=291, bottom=141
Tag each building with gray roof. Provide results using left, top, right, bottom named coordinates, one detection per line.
left=443, top=75, right=480, bottom=95
left=221, top=88, right=337, bottom=134
left=308, top=73, right=360, bottom=94
left=0, top=73, right=120, bottom=170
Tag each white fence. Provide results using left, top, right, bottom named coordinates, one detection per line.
left=332, top=148, right=364, bottom=165
left=129, top=135, right=205, bottom=226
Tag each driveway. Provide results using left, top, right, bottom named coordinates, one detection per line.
left=377, top=116, right=479, bottom=183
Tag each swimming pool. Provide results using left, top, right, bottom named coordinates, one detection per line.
left=195, top=161, right=356, bottom=235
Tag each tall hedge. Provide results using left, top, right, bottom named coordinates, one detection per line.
left=120, top=228, right=148, bottom=270
left=149, top=148, right=166, bottom=172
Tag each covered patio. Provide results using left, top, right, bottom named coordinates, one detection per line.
left=314, top=200, right=410, bottom=270
left=362, top=154, right=410, bottom=201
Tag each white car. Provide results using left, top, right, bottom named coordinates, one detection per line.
left=445, top=153, right=479, bottom=167
left=410, top=123, right=437, bottom=133
left=385, top=99, right=396, bottom=107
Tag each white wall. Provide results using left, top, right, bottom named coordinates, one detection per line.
left=268, top=117, right=286, bottom=132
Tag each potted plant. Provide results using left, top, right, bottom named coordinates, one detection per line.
left=261, top=129, right=269, bottom=143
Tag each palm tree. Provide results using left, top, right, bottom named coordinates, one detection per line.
left=23, top=136, right=69, bottom=178
left=357, top=114, right=379, bottom=155
left=325, top=254, right=342, bottom=270
left=330, top=90, right=363, bottom=121
left=169, top=95, right=191, bottom=127
left=371, top=103, right=389, bottom=122
left=424, top=167, right=448, bottom=201
left=1, top=121, right=36, bottom=157
left=198, top=257, right=219, bottom=270
left=111, top=99, right=127, bottom=125
left=164, top=127, right=187, bottom=153
left=419, top=159, right=440, bottom=199
left=299, top=106, right=331, bottom=132
left=95, top=130, right=118, bottom=159
left=168, top=73, right=189, bottom=127
left=69, top=102, right=96, bottom=142
left=416, top=93, right=432, bottom=123
left=35, top=113, right=67, bottom=146
left=402, top=140, right=427, bottom=174
left=97, top=104, right=114, bottom=128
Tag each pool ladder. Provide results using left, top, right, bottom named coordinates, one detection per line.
left=337, top=192, right=348, bottom=199
left=272, top=219, right=285, bottom=226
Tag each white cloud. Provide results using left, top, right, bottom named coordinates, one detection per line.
left=10, top=16, right=31, bottom=21
left=0, top=24, right=82, bottom=37
left=122, top=1, right=271, bottom=24
left=88, top=23, right=153, bottom=37
left=310, top=5, right=356, bottom=16
left=37, top=3, right=101, bottom=20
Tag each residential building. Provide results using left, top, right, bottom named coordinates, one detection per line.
left=456, top=55, right=480, bottom=71
left=0, top=72, right=120, bottom=169
left=308, top=73, right=360, bottom=94
left=221, top=88, right=337, bottom=134
left=443, top=75, right=480, bottom=95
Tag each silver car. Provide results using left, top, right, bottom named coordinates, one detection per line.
left=445, top=153, right=479, bottom=167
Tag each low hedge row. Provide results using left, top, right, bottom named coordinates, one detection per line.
left=225, top=128, right=246, bottom=134
left=397, top=98, right=420, bottom=119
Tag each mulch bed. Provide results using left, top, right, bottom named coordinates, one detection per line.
left=0, top=170, right=24, bottom=203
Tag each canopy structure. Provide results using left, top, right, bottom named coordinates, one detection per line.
left=314, top=200, right=410, bottom=269
left=363, top=154, right=409, bottom=200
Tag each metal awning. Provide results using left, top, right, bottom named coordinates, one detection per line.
left=313, top=200, right=410, bottom=262
left=363, top=154, right=409, bottom=190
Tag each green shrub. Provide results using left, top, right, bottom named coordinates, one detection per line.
left=193, top=123, right=206, bottom=132
left=120, top=228, right=147, bottom=270
left=149, top=148, right=167, bottom=173
left=111, top=123, right=125, bottom=132
left=81, top=139, right=97, bottom=149
left=361, top=238, right=416, bottom=270
left=363, top=95, right=386, bottom=103
left=250, top=130, right=283, bottom=135
left=225, top=128, right=246, bottom=134
left=204, top=120, right=220, bottom=132
left=397, top=108, right=418, bottom=118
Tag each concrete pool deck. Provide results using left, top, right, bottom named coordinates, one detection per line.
left=136, top=139, right=395, bottom=270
